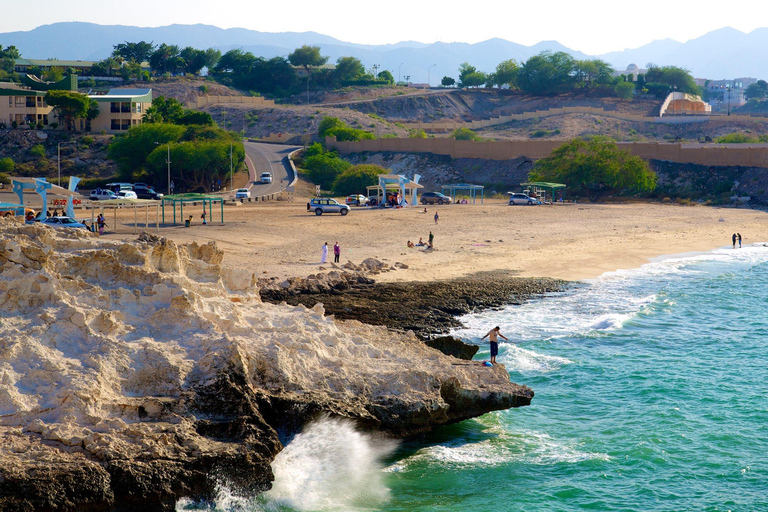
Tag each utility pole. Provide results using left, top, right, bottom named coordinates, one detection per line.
left=230, top=142, right=233, bottom=191
left=154, top=142, right=171, bottom=195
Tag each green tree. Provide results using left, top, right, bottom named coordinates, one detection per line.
left=303, top=152, right=351, bottom=190
left=530, top=137, right=656, bottom=202
left=332, top=164, right=385, bottom=195
left=614, top=81, right=635, bottom=100
left=149, top=44, right=181, bottom=74
left=644, top=65, right=700, bottom=96
left=288, top=45, right=328, bottom=74
left=573, top=59, right=615, bottom=88
left=335, top=56, right=365, bottom=82
left=108, top=123, right=186, bottom=178
left=517, top=51, right=576, bottom=96
left=45, top=90, right=92, bottom=131
left=458, top=62, right=486, bottom=88
left=318, top=116, right=374, bottom=141
left=745, top=80, right=768, bottom=101
left=493, top=59, right=518, bottom=88
left=180, top=47, right=207, bottom=75
left=112, top=41, right=155, bottom=63
left=203, top=48, right=221, bottom=70
left=441, top=76, right=455, bottom=87
left=143, top=96, right=212, bottom=125
left=715, top=133, right=759, bottom=143
left=378, top=70, right=394, bottom=84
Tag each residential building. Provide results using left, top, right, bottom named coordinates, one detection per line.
left=0, top=75, right=76, bottom=128
left=85, top=88, right=152, bottom=132
left=14, top=58, right=97, bottom=74
left=703, top=77, right=758, bottom=111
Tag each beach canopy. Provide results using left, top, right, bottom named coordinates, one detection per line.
left=160, top=193, right=224, bottom=224
left=441, top=183, right=485, bottom=204
left=519, top=182, right=567, bottom=203
left=366, top=174, right=423, bottom=206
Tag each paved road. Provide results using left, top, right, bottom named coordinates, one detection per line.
left=242, top=141, right=303, bottom=197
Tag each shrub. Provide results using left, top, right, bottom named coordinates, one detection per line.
left=715, top=133, right=758, bottom=143
left=0, top=157, right=14, bottom=173
left=29, top=144, right=46, bottom=158
left=81, top=136, right=94, bottom=146
left=303, top=153, right=351, bottom=190
left=452, top=127, right=481, bottom=141
left=332, top=164, right=385, bottom=195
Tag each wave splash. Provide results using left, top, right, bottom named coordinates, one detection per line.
left=177, top=416, right=397, bottom=512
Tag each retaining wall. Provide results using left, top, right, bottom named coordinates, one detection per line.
left=195, top=95, right=276, bottom=108
left=326, top=136, right=768, bottom=168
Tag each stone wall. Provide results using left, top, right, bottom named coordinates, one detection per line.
left=195, top=95, right=276, bottom=108
left=326, top=136, right=768, bottom=168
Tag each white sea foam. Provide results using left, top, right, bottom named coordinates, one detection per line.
left=389, top=423, right=608, bottom=472
left=263, top=416, right=397, bottom=512
left=496, top=345, right=572, bottom=374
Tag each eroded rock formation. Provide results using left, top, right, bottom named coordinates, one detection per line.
left=0, top=222, right=532, bottom=511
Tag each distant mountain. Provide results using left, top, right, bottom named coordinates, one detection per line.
left=2, top=22, right=768, bottom=84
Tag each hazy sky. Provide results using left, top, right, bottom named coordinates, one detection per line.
left=3, top=0, right=768, bottom=55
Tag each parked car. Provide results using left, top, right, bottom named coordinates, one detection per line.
left=134, top=188, right=163, bottom=200
left=90, top=189, right=118, bottom=201
left=508, top=193, right=536, bottom=205
left=40, top=216, right=88, bottom=229
left=420, top=192, right=452, bottom=205
left=367, top=196, right=379, bottom=207
left=116, top=190, right=138, bottom=200
left=105, top=182, right=134, bottom=193
left=307, top=198, right=350, bottom=216
left=260, top=172, right=273, bottom=183
left=132, top=182, right=151, bottom=191
left=1, top=206, right=34, bottom=218
left=345, top=194, right=369, bottom=206
left=235, top=188, right=251, bottom=199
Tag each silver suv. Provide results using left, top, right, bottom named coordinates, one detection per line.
left=308, top=198, right=350, bottom=216
left=508, top=193, right=536, bottom=205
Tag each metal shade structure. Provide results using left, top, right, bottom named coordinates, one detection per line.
left=88, top=197, right=162, bottom=233
left=440, top=183, right=485, bottom=204
left=366, top=174, right=423, bottom=206
left=519, top=182, right=567, bottom=203
left=160, top=194, right=224, bottom=225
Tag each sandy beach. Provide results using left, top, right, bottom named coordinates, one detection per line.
left=95, top=196, right=768, bottom=282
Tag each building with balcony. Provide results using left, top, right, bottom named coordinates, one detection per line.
left=0, top=85, right=51, bottom=128
left=85, top=88, right=152, bottom=132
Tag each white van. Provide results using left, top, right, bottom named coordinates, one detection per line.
left=260, top=172, right=273, bottom=183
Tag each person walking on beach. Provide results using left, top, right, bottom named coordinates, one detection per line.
left=481, top=326, right=508, bottom=365
left=732, top=233, right=737, bottom=249
left=97, top=214, right=106, bottom=235
left=333, top=241, right=340, bottom=263
left=428, top=231, right=434, bottom=248
left=738, top=233, right=742, bottom=248
left=434, top=211, right=439, bottom=224
left=321, top=242, right=328, bottom=263
left=201, top=209, right=207, bottom=225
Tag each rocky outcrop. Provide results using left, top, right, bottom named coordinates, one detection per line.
left=425, top=336, right=479, bottom=360
left=0, top=223, right=533, bottom=511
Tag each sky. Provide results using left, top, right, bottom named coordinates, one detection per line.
left=3, top=0, right=768, bottom=55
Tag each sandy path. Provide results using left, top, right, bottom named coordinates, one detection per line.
left=98, top=198, right=768, bottom=283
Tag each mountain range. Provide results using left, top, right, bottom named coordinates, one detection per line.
left=1, top=22, right=767, bottom=84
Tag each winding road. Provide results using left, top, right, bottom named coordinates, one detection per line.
left=242, top=141, right=303, bottom=197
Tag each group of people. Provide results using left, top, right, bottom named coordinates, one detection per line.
left=732, top=233, right=743, bottom=249
left=407, top=231, right=435, bottom=249
left=321, top=241, right=341, bottom=263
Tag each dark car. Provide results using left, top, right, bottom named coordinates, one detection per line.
left=420, top=192, right=452, bottom=205
left=134, top=188, right=164, bottom=200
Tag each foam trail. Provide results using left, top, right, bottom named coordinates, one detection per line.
left=263, top=416, right=397, bottom=512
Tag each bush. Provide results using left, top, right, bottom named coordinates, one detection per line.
left=332, top=164, right=385, bottom=196
left=614, top=81, right=635, bottom=100
left=318, top=116, right=375, bottom=141
left=715, top=133, right=758, bottom=143
left=452, top=127, right=481, bottom=141
left=81, top=136, right=94, bottom=146
left=0, top=157, right=14, bottom=173
left=303, top=153, right=351, bottom=190
left=29, top=144, right=46, bottom=158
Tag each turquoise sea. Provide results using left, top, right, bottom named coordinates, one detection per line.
left=179, top=244, right=768, bottom=512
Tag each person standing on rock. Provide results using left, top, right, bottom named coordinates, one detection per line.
left=333, top=241, right=340, bottom=263
left=481, top=326, right=508, bottom=365
left=321, top=242, right=328, bottom=263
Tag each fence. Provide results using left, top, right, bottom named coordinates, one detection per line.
left=195, top=95, right=276, bottom=108
left=326, top=136, right=768, bottom=168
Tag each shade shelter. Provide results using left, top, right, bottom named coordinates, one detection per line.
left=440, top=183, right=485, bottom=204
left=10, top=177, right=80, bottom=218
left=366, top=174, right=423, bottom=207
left=160, top=194, right=224, bottom=225
left=520, top=182, right=567, bottom=203
left=89, top=198, right=162, bottom=233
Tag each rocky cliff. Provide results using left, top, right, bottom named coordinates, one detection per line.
left=0, top=221, right=533, bottom=511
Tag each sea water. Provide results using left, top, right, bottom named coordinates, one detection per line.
left=179, top=244, right=768, bottom=512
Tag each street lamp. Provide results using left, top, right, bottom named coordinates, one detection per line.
left=372, top=64, right=380, bottom=79
left=727, top=84, right=731, bottom=116
left=154, top=141, right=171, bottom=195
left=230, top=141, right=233, bottom=191
left=57, top=141, right=76, bottom=187
left=428, top=64, right=436, bottom=87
